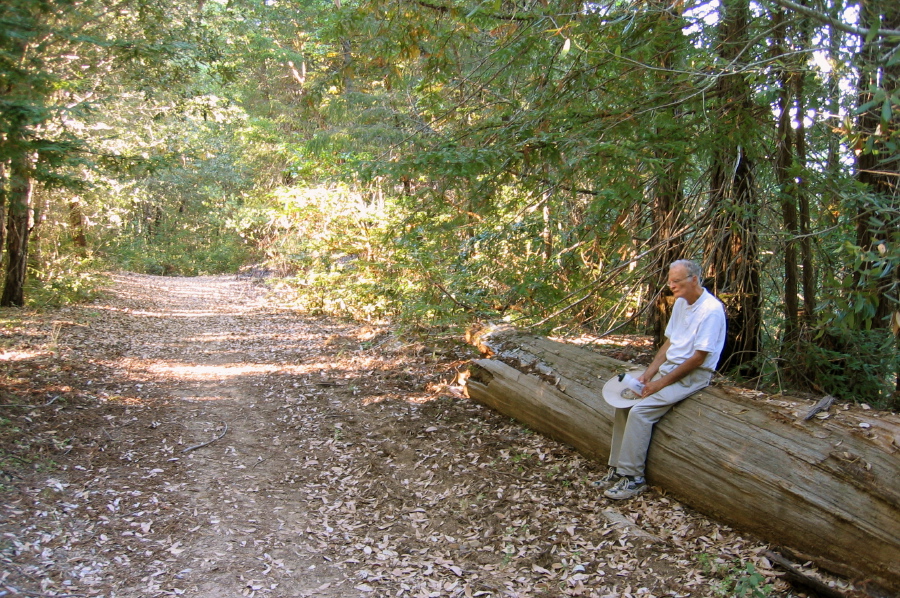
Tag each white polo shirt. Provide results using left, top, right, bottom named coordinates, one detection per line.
left=664, top=289, right=727, bottom=371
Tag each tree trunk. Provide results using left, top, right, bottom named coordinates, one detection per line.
left=464, top=325, right=900, bottom=595
left=822, top=10, right=844, bottom=231
left=333, top=0, right=353, bottom=91
left=1, top=151, right=34, bottom=307
left=645, top=2, right=687, bottom=344
left=706, top=147, right=761, bottom=374
left=0, top=162, right=7, bottom=257
left=68, top=197, right=88, bottom=257
left=705, top=0, right=761, bottom=375
left=773, top=6, right=801, bottom=349
left=794, top=17, right=816, bottom=323
left=541, top=191, right=552, bottom=264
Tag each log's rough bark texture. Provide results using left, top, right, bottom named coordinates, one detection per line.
left=464, top=325, right=900, bottom=594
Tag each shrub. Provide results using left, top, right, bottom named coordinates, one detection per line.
left=798, top=328, right=899, bottom=410
left=24, top=256, right=108, bottom=308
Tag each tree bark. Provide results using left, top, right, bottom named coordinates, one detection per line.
left=793, top=16, right=816, bottom=323
left=705, top=0, right=761, bottom=375
left=541, top=190, right=552, bottom=264
left=645, top=1, right=687, bottom=344
left=464, top=325, right=900, bottom=595
left=773, top=5, right=801, bottom=348
left=1, top=150, right=34, bottom=307
left=822, top=8, right=844, bottom=231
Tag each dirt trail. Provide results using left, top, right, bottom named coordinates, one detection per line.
left=0, top=274, right=825, bottom=597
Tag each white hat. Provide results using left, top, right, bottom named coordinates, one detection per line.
left=602, top=371, right=646, bottom=408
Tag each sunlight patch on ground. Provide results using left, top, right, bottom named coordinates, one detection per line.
left=146, top=362, right=311, bottom=379
left=102, top=394, right=153, bottom=405
left=361, top=393, right=438, bottom=406
left=177, top=395, right=247, bottom=402
left=362, top=384, right=463, bottom=406
left=121, top=309, right=246, bottom=318
left=0, top=350, right=45, bottom=362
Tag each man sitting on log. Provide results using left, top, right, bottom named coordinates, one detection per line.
left=598, top=259, right=727, bottom=500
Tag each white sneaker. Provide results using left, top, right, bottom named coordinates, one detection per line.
left=604, top=475, right=647, bottom=500
left=591, top=467, right=621, bottom=490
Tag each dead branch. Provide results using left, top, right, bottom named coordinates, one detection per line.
left=181, top=422, right=228, bottom=453
left=764, top=550, right=848, bottom=598
left=803, top=395, right=835, bottom=421
left=0, top=395, right=61, bottom=409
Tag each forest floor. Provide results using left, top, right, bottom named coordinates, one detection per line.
left=0, top=274, right=853, bottom=598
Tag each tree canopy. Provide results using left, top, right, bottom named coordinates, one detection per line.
left=1, top=0, right=898, bottom=407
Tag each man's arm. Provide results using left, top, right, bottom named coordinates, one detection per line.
left=639, top=349, right=709, bottom=398
left=639, top=339, right=671, bottom=386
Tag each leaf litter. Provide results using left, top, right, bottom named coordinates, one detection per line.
left=0, top=274, right=854, bottom=597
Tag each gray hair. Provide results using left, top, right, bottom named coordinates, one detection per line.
left=670, top=259, right=702, bottom=284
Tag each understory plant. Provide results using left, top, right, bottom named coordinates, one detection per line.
left=24, top=255, right=108, bottom=308
left=797, top=327, right=899, bottom=410
left=699, top=555, right=775, bottom=598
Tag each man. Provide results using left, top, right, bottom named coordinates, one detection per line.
left=597, top=259, right=726, bottom=500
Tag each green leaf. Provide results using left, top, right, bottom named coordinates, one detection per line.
left=865, top=19, right=881, bottom=44
left=853, top=100, right=878, bottom=115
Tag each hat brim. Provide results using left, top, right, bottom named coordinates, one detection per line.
left=602, top=371, right=646, bottom=408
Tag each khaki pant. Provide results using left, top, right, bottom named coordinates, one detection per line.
left=608, top=362, right=712, bottom=477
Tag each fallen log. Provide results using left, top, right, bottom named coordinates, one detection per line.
left=463, top=325, right=900, bottom=595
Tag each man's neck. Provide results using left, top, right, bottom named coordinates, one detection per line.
left=685, top=288, right=704, bottom=305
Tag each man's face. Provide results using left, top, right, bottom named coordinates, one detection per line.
left=667, top=266, right=695, bottom=300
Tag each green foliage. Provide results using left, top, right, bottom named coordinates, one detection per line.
left=0, top=0, right=225, bottom=304
left=720, top=564, right=774, bottom=598
left=109, top=225, right=250, bottom=277
left=230, top=183, right=407, bottom=321
left=2, top=0, right=897, bottom=404
left=798, top=327, right=899, bottom=410
left=699, top=555, right=774, bottom=598
left=789, top=192, right=900, bottom=409
left=24, top=257, right=108, bottom=308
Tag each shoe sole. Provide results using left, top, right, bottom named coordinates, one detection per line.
left=604, top=485, right=647, bottom=500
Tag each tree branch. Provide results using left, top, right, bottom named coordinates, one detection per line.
left=410, top=0, right=540, bottom=22
left=763, top=0, right=900, bottom=39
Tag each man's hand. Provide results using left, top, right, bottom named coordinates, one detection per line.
left=638, top=340, right=670, bottom=387
left=638, top=349, right=710, bottom=399
left=640, top=378, right=665, bottom=398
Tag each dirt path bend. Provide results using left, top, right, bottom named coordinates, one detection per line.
left=1, top=274, right=826, bottom=598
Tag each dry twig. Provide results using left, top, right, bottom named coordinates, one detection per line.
left=181, top=422, right=229, bottom=453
